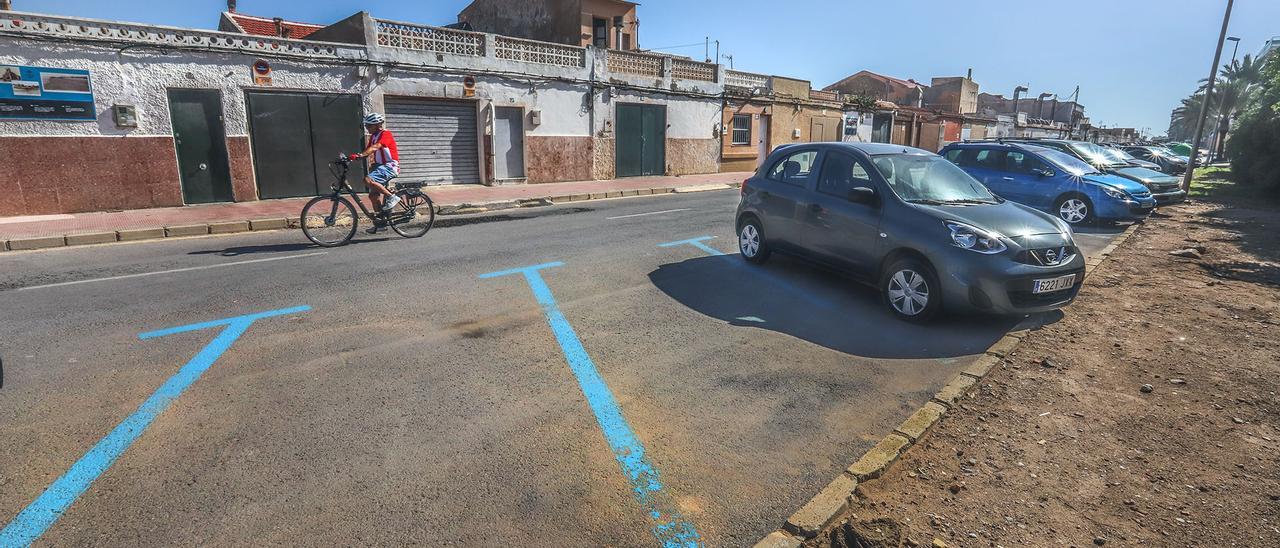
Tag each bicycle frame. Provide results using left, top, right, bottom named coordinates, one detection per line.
left=324, top=159, right=422, bottom=225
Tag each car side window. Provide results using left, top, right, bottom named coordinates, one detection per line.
left=944, top=149, right=963, bottom=164
left=766, top=150, right=818, bottom=186
left=974, top=149, right=1007, bottom=171
left=816, top=152, right=874, bottom=198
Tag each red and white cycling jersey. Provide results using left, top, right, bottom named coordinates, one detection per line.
left=368, top=130, right=400, bottom=171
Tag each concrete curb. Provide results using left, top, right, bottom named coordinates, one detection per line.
left=754, top=221, right=1145, bottom=547
left=0, top=183, right=735, bottom=253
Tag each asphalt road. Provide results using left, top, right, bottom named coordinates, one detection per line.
left=0, top=189, right=1123, bottom=547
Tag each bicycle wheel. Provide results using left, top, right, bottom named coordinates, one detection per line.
left=389, top=190, right=435, bottom=239
left=301, top=195, right=358, bottom=247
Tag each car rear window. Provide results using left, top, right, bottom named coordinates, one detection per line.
left=766, top=150, right=818, bottom=186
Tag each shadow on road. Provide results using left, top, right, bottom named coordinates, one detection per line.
left=188, top=238, right=390, bottom=256
left=649, top=253, right=1060, bottom=360
left=1073, top=221, right=1133, bottom=235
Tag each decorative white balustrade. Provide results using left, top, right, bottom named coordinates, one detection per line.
left=375, top=19, right=485, bottom=57
left=0, top=11, right=356, bottom=58
left=725, top=69, right=768, bottom=91
left=671, top=58, right=716, bottom=82
left=494, top=36, right=585, bottom=68
left=606, top=50, right=664, bottom=78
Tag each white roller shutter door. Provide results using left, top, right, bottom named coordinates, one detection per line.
left=384, top=98, right=480, bottom=184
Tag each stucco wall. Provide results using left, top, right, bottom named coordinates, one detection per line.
left=0, top=37, right=370, bottom=138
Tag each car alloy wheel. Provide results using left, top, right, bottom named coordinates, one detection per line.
left=739, top=223, right=761, bottom=258
left=887, top=269, right=930, bottom=316
left=1059, top=198, right=1089, bottom=224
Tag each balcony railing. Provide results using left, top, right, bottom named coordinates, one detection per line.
left=671, top=58, right=716, bottom=82
left=0, top=11, right=359, bottom=58
left=494, top=35, right=585, bottom=68
left=375, top=19, right=485, bottom=57
left=606, top=50, right=664, bottom=78
left=725, top=70, right=768, bottom=91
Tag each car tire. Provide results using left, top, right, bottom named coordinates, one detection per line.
left=882, top=257, right=942, bottom=322
left=1054, top=194, right=1095, bottom=225
left=737, top=216, right=771, bottom=264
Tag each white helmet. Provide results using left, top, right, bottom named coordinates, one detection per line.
left=363, top=112, right=385, bottom=125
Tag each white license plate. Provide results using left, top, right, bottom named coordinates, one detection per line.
left=1032, top=274, right=1076, bottom=294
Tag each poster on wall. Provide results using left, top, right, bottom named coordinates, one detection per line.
left=0, top=66, right=96, bottom=121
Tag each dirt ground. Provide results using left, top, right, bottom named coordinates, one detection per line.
left=811, top=175, right=1280, bottom=548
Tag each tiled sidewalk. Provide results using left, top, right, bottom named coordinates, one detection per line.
left=0, top=172, right=750, bottom=250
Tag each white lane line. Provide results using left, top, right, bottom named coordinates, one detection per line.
left=606, top=208, right=692, bottom=220
left=16, top=251, right=329, bottom=291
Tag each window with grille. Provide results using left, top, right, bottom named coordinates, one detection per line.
left=731, top=114, right=752, bottom=145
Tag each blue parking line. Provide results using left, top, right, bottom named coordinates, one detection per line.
left=657, top=235, right=838, bottom=311
left=480, top=263, right=701, bottom=548
left=0, top=306, right=310, bottom=547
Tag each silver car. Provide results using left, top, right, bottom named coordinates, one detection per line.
left=735, top=142, right=1086, bottom=322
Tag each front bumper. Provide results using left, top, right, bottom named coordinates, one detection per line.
left=1151, top=187, right=1187, bottom=204
left=1097, top=195, right=1156, bottom=221
left=934, top=244, right=1087, bottom=315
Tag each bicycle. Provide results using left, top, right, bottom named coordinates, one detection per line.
left=300, top=156, right=436, bottom=247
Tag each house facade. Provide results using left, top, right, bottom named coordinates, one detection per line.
left=457, top=0, right=639, bottom=50
left=0, top=8, right=720, bottom=216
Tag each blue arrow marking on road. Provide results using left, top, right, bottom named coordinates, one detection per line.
left=0, top=306, right=310, bottom=547
left=480, top=263, right=701, bottom=548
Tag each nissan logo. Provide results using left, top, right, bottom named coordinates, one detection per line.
left=1044, top=248, right=1058, bottom=264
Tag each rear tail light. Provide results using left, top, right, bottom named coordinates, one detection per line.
left=741, top=179, right=749, bottom=195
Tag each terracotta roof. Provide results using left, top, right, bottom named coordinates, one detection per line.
left=225, top=12, right=324, bottom=39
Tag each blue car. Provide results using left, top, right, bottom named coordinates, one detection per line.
left=938, top=141, right=1155, bottom=225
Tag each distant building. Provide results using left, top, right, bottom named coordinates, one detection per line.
left=922, top=71, right=979, bottom=114
left=977, top=92, right=1085, bottom=129
left=457, top=0, right=639, bottom=50
left=1259, top=36, right=1280, bottom=60
left=823, top=70, right=926, bottom=106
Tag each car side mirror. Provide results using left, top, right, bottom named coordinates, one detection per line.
left=848, top=186, right=877, bottom=205
left=1032, top=168, right=1055, bottom=178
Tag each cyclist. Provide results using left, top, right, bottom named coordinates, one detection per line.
left=348, top=113, right=401, bottom=233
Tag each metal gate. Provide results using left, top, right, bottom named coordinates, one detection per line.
left=384, top=98, right=480, bottom=185
left=616, top=103, right=666, bottom=177
left=246, top=91, right=364, bottom=199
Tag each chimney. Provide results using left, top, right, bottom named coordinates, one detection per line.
left=1, top=0, right=12, bottom=11
left=273, top=17, right=287, bottom=38
left=966, top=68, right=972, bottom=80
left=227, top=0, right=235, bottom=13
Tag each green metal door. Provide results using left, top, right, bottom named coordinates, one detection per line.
left=167, top=89, right=233, bottom=204
left=616, top=103, right=666, bottom=177
left=246, top=91, right=364, bottom=199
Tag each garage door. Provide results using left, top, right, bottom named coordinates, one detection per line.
left=385, top=98, right=480, bottom=185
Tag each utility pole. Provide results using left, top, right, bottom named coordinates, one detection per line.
left=1183, top=0, right=1234, bottom=192
left=1210, top=35, right=1242, bottom=162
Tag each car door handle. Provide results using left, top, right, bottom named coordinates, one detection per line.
left=1002, top=176, right=1015, bottom=180
left=808, top=203, right=823, bottom=213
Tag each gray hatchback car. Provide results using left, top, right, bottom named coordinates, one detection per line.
left=735, top=142, right=1085, bottom=322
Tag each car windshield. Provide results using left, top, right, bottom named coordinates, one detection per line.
left=1104, top=147, right=1139, bottom=162
left=871, top=153, right=998, bottom=204
left=1068, top=142, right=1126, bottom=167
left=1024, top=146, right=1100, bottom=176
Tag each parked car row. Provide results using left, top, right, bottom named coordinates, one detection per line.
left=732, top=138, right=1182, bottom=323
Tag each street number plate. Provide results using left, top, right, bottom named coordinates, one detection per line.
left=1032, top=274, right=1076, bottom=294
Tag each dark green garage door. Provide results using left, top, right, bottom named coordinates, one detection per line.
left=616, top=103, right=666, bottom=177
left=246, top=91, right=365, bottom=199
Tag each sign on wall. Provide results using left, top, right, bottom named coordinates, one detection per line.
left=0, top=66, right=96, bottom=121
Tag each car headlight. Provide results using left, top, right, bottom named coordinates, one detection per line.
left=946, top=221, right=1007, bottom=254
left=1102, top=186, right=1127, bottom=200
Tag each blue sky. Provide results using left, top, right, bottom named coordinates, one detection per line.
left=28, top=0, right=1280, bottom=136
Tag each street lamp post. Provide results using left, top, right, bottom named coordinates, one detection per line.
left=1182, top=0, right=1235, bottom=192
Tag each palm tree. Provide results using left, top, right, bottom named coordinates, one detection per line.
left=1169, top=92, right=1213, bottom=142
left=1199, top=54, right=1263, bottom=158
